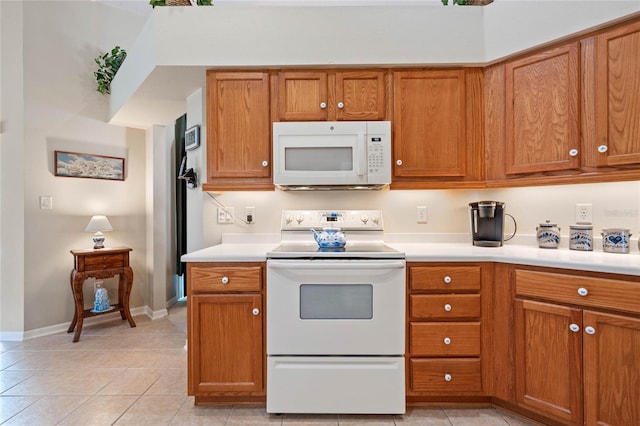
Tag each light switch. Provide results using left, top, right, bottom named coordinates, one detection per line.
left=40, top=196, right=53, bottom=210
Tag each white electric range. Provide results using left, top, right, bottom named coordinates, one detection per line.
left=266, top=210, right=406, bottom=415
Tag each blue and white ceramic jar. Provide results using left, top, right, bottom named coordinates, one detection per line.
left=536, top=220, right=561, bottom=249
left=601, top=228, right=632, bottom=253
left=569, top=224, right=593, bottom=251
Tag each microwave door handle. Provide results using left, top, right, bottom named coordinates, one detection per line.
left=357, top=132, right=366, bottom=176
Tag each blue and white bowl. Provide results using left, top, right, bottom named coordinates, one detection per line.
left=312, top=227, right=347, bottom=248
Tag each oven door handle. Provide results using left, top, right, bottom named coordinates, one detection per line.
left=267, top=260, right=406, bottom=270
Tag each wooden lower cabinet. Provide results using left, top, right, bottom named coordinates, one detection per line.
left=183, top=259, right=640, bottom=425
left=514, top=299, right=583, bottom=424
left=583, top=310, right=640, bottom=426
left=411, top=358, right=482, bottom=393
left=407, top=263, right=489, bottom=398
left=187, top=262, right=265, bottom=403
left=512, top=267, right=640, bottom=426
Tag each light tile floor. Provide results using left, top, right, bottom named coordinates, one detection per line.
left=1, top=302, right=538, bottom=425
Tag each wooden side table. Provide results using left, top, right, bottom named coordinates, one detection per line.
left=67, top=246, right=136, bottom=342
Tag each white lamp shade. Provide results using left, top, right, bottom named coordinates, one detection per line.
left=85, top=215, right=113, bottom=233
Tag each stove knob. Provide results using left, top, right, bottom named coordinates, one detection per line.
left=360, top=215, right=369, bottom=225
left=296, top=215, right=304, bottom=224
left=371, top=216, right=379, bottom=225
left=285, top=215, right=293, bottom=225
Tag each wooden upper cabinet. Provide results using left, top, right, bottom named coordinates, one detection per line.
left=205, top=71, right=272, bottom=191
left=393, top=69, right=483, bottom=187
left=504, top=42, right=580, bottom=175
left=335, top=71, right=386, bottom=120
left=591, top=20, right=640, bottom=167
left=278, top=71, right=329, bottom=121
left=277, top=70, right=386, bottom=121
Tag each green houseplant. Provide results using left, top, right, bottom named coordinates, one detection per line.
left=149, top=0, right=212, bottom=7
left=94, top=46, right=127, bottom=95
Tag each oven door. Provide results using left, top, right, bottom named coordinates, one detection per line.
left=266, top=259, right=405, bottom=355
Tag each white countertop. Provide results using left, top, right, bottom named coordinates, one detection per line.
left=181, top=234, right=640, bottom=276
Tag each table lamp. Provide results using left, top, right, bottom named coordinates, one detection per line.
left=85, top=215, right=113, bottom=249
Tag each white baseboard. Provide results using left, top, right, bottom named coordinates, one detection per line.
left=0, top=305, right=169, bottom=342
left=0, top=331, right=24, bottom=342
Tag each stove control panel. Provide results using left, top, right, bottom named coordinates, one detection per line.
left=282, top=210, right=384, bottom=231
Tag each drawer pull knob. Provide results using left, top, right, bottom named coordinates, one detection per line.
left=569, top=148, right=579, bottom=157
left=320, top=102, right=327, bottom=109
left=337, top=102, right=344, bottom=109
left=221, top=276, right=229, bottom=284
left=396, top=159, right=403, bottom=166
left=569, top=323, right=580, bottom=333
left=443, top=337, right=451, bottom=345
left=444, top=374, right=452, bottom=382
left=252, top=308, right=260, bottom=316
left=585, top=326, right=596, bottom=335
left=577, top=287, right=588, bottom=296
left=598, top=145, right=608, bottom=153
left=443, top=276, right=452, bottom=284
left=262, top=160, right=269, bottom=167
left=444, top=304, right=452, bottom=312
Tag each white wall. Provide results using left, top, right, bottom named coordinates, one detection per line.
left=200, top=182, right=640, bottom=251
left=145, top=125, right=176, bottom=315
left=0, top=0, right=26, bottom=338
left=0, top=1, right=153, bottom=337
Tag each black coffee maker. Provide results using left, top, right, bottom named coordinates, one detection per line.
left=469, top=201, right=516, bottom=247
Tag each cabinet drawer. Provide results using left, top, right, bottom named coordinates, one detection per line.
left=410, top=322, right=481, bottom=356
left=410, top=266, right=480, bottom=292
left=410, top=294, right=481, bottom=320
left=515, top=269, right=640, bottom=314
left=410, top=358, right=482, bottom=393
left=190, top=266, right=262, bottom=293
left=82, top=254, right=125, bottom=270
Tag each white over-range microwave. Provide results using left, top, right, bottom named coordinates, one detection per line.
left=272, top=121, right=391, bottom=189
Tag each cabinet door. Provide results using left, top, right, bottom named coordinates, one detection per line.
left=206, top=71, right=271, bottom=189
left=335, top=71, right=385, bottom=120
left=278, top=71, right=329, bottom=121
left=594, top=20, right=640, bottom=167
left=504, top=43, right=580, bottom=174
left=188, top=294, right=263, bottom=394
left=583, top=310, right=640, bottom=426
left=393, top=70, right=467, bottom=178
left=514, top=299, right=583, bottom=425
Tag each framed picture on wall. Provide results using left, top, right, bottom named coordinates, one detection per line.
left=54, top=151, right=125, bottom=181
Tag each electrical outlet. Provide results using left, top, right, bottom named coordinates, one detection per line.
left=575, top=203, right=593, bottom=224
left=417, top=206, right=428, bottom=224
left=245, top=206, right=255, bottom=224
left=217, top=207, right=234, bottom=224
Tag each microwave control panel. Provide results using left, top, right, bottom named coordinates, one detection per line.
left=366, top=122, right=391, bottom=184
